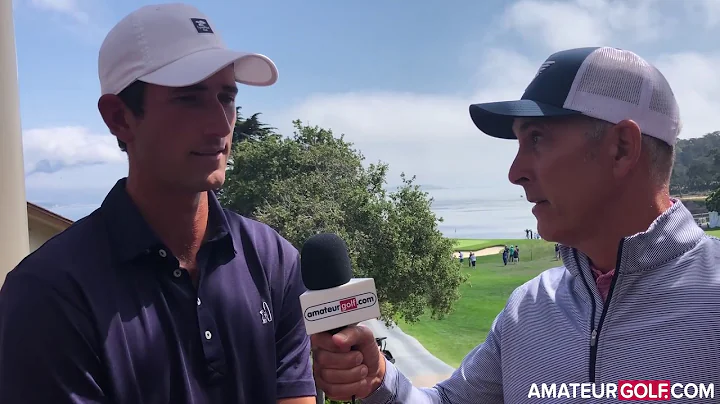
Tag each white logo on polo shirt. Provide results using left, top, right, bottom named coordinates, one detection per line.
left=259, top=301, right=273, bottom=324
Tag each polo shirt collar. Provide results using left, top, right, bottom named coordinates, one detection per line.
left=561, top=199, right=705, bottom=277
left=100, top=178, right=236, bottom=263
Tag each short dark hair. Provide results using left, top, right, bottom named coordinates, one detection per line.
left=115, top=80, right=147, bottom=152
left=585, top=117, right=675, bottom=186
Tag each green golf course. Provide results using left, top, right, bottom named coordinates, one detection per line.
left=398, top=228, right=720, bottom=368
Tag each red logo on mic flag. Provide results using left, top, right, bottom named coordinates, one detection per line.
left=339, top=298, right=358, bottom=312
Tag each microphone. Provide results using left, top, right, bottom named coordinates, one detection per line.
left=299, top=233, right=381, bottom=336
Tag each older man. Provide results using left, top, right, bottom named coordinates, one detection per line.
left=310, top=47, right=720, bottom=403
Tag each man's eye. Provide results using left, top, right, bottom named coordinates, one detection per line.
left=219, top=94, right=235, bottom=105
left=530, top=131, right=542, bottom=143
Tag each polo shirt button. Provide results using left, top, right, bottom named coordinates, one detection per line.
left=205, top=330, right=212, bottom=340
left=197, top=298, right=201, bottom=306
left=158, top=249, right=167, bottom=258
left=172, top=269, right=182, bottom=278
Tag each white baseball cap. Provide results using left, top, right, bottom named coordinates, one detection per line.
left=98, top=3, right=278, bottom=95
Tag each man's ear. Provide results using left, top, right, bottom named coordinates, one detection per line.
left=609, top=119, right=643, bottom=179
left=98, top=94, right=136, bottom=146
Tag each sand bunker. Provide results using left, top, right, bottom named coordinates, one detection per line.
left=452, top=246, right=505, bottom=258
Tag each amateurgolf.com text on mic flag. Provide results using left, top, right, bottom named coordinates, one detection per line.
left=527, top=380, right=714, bottom=400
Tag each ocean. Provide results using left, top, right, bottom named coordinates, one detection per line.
left=45, top=185, right=537, bottom=241
left=426, top=186, right=538, bottom=240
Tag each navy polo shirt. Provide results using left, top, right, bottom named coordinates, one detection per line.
left=0, top=178, right=316, bottom=403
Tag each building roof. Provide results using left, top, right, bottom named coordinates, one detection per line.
left=27, top=202, right=74, bottom=231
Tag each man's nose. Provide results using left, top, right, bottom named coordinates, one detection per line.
left=508, top=150, right=530, bottom=185
left=203, top=100, right=234, bottom=137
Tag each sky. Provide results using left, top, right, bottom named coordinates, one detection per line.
left=12, top=0, right=720, bottom=221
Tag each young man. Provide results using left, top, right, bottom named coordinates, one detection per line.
left=0, top=4, right=316, bottom=403
left=310, top=47, right=720, bottom=403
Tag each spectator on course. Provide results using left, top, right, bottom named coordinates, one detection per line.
left=310, top=47, right=720, bottom=403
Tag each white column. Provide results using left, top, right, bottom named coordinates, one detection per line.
left=0, top=0, right=29, bottom=286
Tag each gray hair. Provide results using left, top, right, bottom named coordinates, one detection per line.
left=585, top=118, right=675, bottom=187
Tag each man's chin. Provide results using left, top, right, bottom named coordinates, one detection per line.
left=204, top=171, right=226, bottom=189
left=535, top=221, right=553, bottom=241
left=183, top=174, right=225, bottom=193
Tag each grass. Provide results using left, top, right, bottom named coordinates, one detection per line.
left=399, top=229, right=719, bottom=368
left=452, top=238, right=507, bottom=251
left=397, top=238, right=556, bottom=368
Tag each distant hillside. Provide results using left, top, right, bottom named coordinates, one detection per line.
left=671, top=132, right=720, bottom=195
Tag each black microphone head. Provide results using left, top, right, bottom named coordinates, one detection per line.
left=300, top=233, right=352, bottom=290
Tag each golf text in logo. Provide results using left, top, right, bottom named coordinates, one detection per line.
left=304, top=293, right=377, bottom=321
left=527, top=381, right=714, bottom=400
left=618, top=381, right=714, bottom=401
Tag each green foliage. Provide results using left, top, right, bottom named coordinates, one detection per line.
left=232, top=106, right=276, bottom=144
left=219, top=118, right=467, bottom=324
left=706, top=187, right=720, bottom=213
left=670, top=132, right=720, bottom=195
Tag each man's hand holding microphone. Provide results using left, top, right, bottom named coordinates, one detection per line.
left=298, top=233, right=388, bottom=402
left=311, top=325, right=385, bottom=400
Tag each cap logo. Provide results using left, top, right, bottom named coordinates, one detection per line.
left=190, top=18, right=213, bottom=34
left=534, top=60, right=555, bottom=78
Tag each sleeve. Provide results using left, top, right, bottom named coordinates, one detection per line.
left=274, top=252, right=317, bottom=399
left=360, top=311, right=505, bottom=404
left=0, top=271, right=108, bottom=404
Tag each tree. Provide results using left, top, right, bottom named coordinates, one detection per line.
left=670, top=132, right=720, bottom=195
left=219, top=119, right=467, bottom=325
left=706, top=187, right=720, bottom=213
left=232, top=107, right=276, bottom=143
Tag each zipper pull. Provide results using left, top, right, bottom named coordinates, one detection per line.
left=590, top=329, right=597, bottom=347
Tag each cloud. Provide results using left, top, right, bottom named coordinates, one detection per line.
left=25, top=161, right=128, bottom=221
left=26, top=0, right=110, bottom=43
left=277, top=48, right=537, bottom=189
left=22, top=126, right=125, bottom=176
left=654, top=52, right=720, bottom=139
left=275, top=0, right=720, bottom=191
left=284, top=48, right=536, bottom=146
left=502, top=0, right=670, bottom=51
left=692, top=0, right=720, bottom=28
left=29, top=0, right=89, bottom=24
left=23, top=131, right=128, bottom=220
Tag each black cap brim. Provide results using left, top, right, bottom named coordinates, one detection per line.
left=468, top=100, right=581, bottom=139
